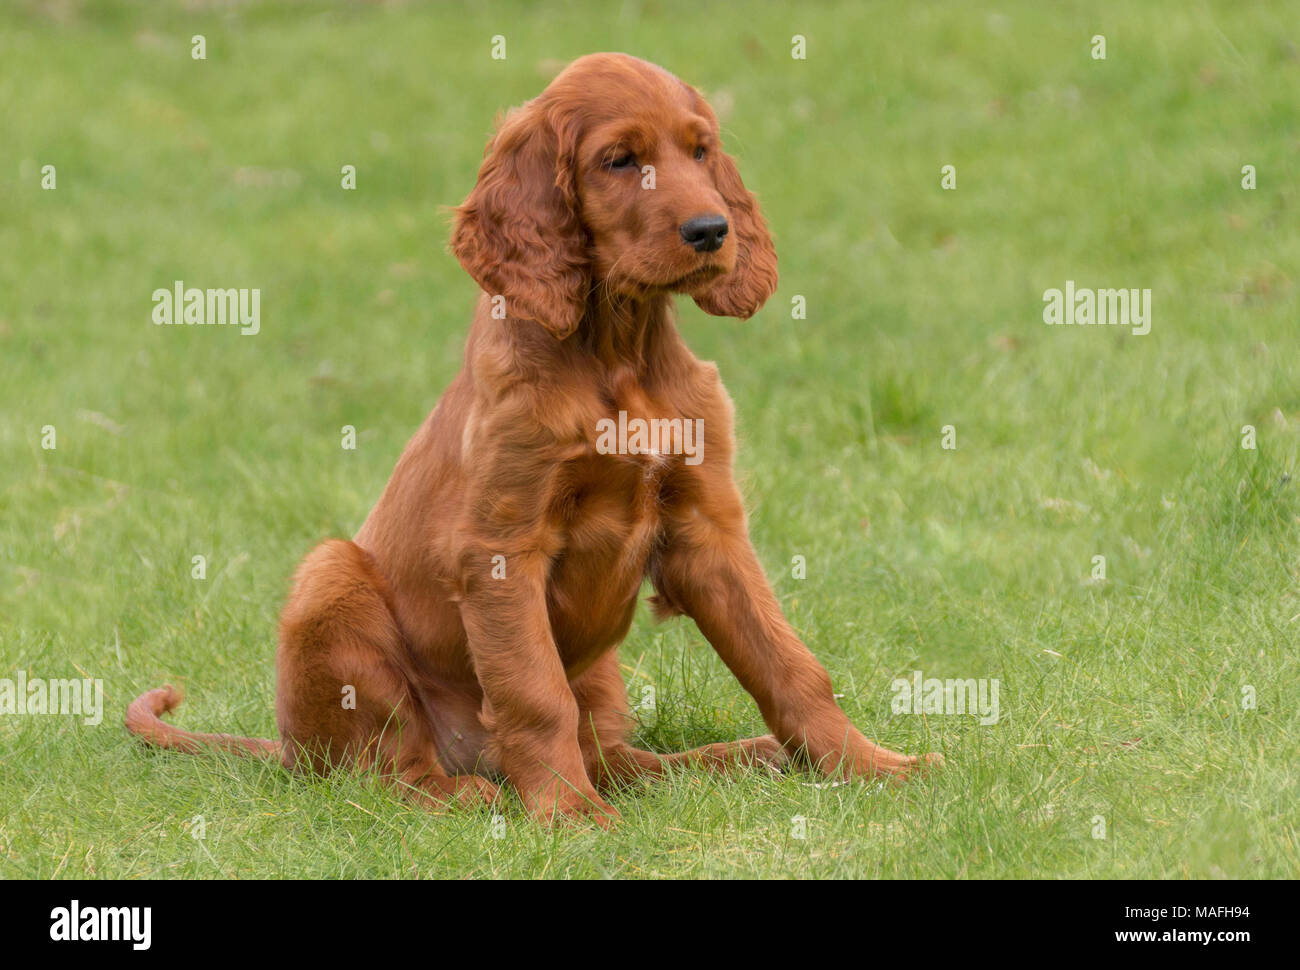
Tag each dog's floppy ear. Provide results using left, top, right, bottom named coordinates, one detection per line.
left=693, top=139, right=778, bottom=320
left=451, top=102, right=588, bottom=339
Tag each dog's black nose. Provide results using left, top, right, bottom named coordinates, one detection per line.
left=680, top=214, right=729, bottom=253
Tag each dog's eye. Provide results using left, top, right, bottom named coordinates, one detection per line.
left=607, top=152, right=638, bottom=170
left=694, top=146, right=706, bottom=161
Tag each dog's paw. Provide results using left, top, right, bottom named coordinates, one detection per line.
left=528, top=787, right=621, bottom=830
left=878, top=750, right=945, bottom=784
left=747, top=734, right=790, bottom=772
left=450, top=774, right=502, bottom=807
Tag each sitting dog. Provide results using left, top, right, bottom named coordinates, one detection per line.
left=127, top=52, right=939, bottom=826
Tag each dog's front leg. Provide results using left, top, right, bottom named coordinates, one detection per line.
left=459, top=548, right=619, bottom=826
left=653, top=490, right=941, bottom=781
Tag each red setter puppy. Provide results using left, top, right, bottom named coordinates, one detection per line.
left=128, top=53, right=939, bottom=826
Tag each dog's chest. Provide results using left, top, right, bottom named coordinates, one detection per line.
left=545, top=385, right=692, bottom=619
left=540, top=361, right=721, bottom=665
left=588, top=377, right=703, bottom=479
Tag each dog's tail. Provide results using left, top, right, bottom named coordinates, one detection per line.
left=126, top=685, right=281, bottom=759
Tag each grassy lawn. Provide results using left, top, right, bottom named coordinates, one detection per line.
left=2, top=0, right=1297, bottom=879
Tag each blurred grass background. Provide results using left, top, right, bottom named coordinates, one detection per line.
left=1, top=0, right=1297, bottom=877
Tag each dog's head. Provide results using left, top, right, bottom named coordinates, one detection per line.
left=451, top=52, right=779, bottom=339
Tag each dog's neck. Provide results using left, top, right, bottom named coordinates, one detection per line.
left=577, top=289, right=672, bottom=373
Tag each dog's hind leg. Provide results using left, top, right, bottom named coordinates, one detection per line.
left=276, top=539, right=496, bottom=809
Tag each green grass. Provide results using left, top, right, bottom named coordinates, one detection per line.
left=2, top=0, right=1298, bottom=878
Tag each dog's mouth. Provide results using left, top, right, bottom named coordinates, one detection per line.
left=663, top=264, right=726, bottom=292
left=622, top=263, right=727, bottom=296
